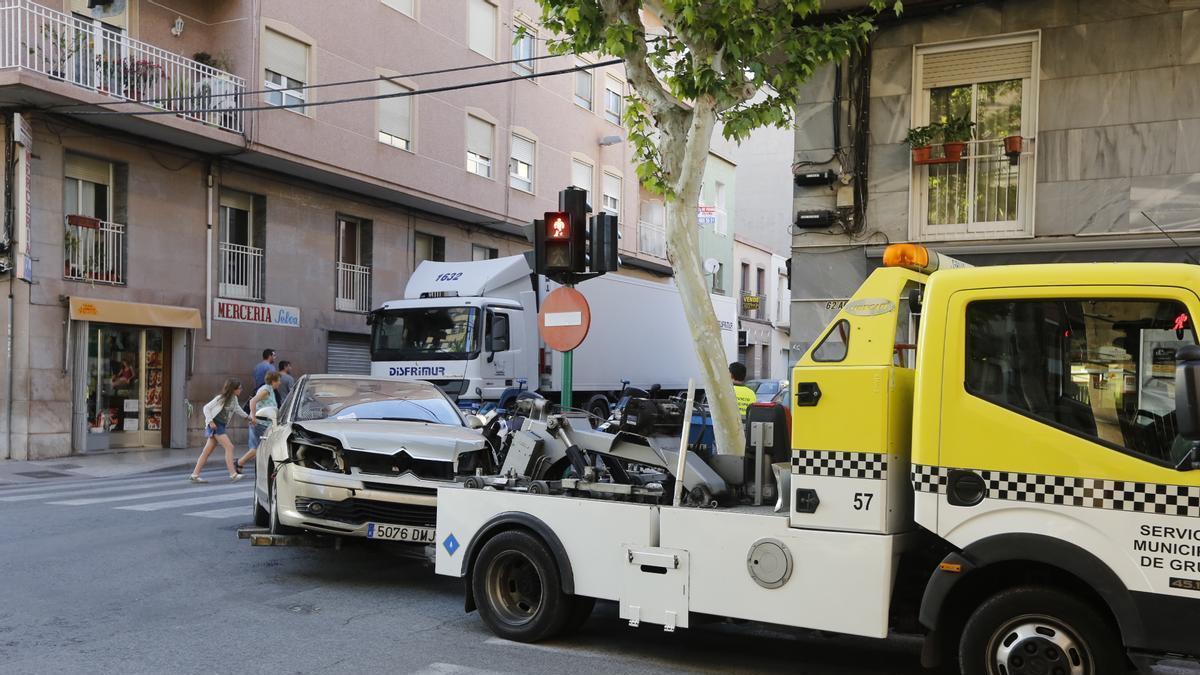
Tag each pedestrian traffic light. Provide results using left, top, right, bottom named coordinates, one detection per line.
left=540, top=211, right=573, bottom=272
left=589, top=212, right=619, bottom=273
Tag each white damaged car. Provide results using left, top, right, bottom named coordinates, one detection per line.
left=252, top=375, right=494, bottom=545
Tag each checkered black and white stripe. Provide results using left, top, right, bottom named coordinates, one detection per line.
left=792, top=450, right=888, bottom=480
left=911, top=464, right=1200, bottom=518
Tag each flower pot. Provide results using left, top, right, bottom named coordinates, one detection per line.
left=943, top=142, right=967, bottom=162
left=911, top=146, right=932, bottom=164
left=1004, top=135, right=1023, bottom=165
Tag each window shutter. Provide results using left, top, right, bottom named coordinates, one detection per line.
left=264, top=28, right=308, bottom=82
left=511, top=135, right=534, bottom=165
left=571, top=160, right=592, bottom=192
left=921, top=42, right=1034, bottom=89
left=640, top=200, right=664, bottom=226
left=220, top=189, right=253, bottom=212
left=468, top=0, right=497, bottom=58
left=467, top=116, right=493, bottom=158
left=603, top=173, right=620, bottom=201
left=378, top=80, right=411, bottom=138
left=65, top=154, right=111, bottom=185
left=576, top=66, right=592, bottom=101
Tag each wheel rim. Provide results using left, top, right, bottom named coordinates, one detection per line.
left=987, top=613, right=1091, bottom=675
left=485, top=550, right=544, bottom=627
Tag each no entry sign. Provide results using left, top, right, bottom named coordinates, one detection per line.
left=539, top=287, right=591, bottom=352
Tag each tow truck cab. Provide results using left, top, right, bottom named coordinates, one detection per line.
left=436, top=245, right=1200, bottom=672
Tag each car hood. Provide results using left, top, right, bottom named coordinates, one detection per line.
left=292, top=419, right=485, bottom=461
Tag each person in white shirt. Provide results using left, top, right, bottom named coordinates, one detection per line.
left=190, top=378, right=249, bottom=483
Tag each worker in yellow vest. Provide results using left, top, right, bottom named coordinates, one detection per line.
left=730, top=362, right=756, bottom=419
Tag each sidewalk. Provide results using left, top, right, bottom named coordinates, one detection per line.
left=0, top=446, right=208, bottom=485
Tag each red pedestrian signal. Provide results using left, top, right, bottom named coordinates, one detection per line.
left=546, top=212, right=570, bottom=240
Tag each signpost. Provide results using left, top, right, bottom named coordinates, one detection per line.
left=538, top=287, right=591, bottom=409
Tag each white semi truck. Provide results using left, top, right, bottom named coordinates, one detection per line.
left=368, top=254, right=737, bottom=415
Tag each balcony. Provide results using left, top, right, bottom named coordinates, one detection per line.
left=219, top=242, right=263, bottom=301
left=336, top=262, right=371, bottom=313
left=637, top=220, right=667, bottom=259
left=739, top=292, right=766, bottom=321
left=0, top=0, right=245, bottom=133
left=64, top=215, right=124, bottom=284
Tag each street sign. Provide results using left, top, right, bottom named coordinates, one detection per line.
left=538, top=287, right=591, bottom=352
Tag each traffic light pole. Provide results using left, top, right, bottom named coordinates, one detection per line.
left=561, top=347, right=574, bottom=410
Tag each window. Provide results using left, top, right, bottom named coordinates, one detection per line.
left=602, top=172, right=621, bottom=217
left=637, top=200, right=666, bottom=258
left=965, top=298, right=1197, bottom=466
left=63, top=154, right=122, bottom=283
left=466, top=115, right=495, bottom=178
left=512, top=20, right=535, bottom=76
left=378, top=80, right=412, bottom=150
left=756, top=267, right=766, bottom=298
left=604, top=76, right=623, bottom=124
left=414, top=232, right=445, bottom=264
left=812, top=320, right=850, bottom=362
left=64, top=154, right=112, bottom=221
left=740, top=263, right=750, bottom=296
left=571, top=159, right=593, bottom=194
left=712, top=261, right=725, bottom=294
left=263, top=29, right=308, bottom=111
left=382, top=0, right=413, bottom=16
left=218, top=190, right=263, bottom=301
left=468, top=0, right=497, bottom=59
left=336, top=217, right=372, bottom=313
left=574, top=60, right=593, bottom=110
left=472, top=244, right=499, bottom=261
left=714, top=181, right=727, bottom=235
left=913, top=36, right=1038, bottom=240
left=510, top=134, right=535, bottom=192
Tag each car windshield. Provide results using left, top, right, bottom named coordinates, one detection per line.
left=371, top=307, right=479, bottom=361
left=293, top=378, right=463, bottom=426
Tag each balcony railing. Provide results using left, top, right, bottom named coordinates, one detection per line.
left=64, top=215, right=124, bottom=284
left=739, top=292, right=766, bottom=321
left=336, top=261, right=371, bottom=313
left=219, top=242, right=263, bottom=301
left=0, top=0, right=245, bottom=133
left=637, top=220, right=666, bottom=259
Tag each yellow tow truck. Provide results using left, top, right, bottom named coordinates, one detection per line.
left=436, top=245, right=1200, bottom=674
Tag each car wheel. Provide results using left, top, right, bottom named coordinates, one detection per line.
left=472, top=530, right=571, bottom=642
left=267, top=464, right=296, bottom=535
left=959, top=586, right=1124, bottom=675
left=252, top=487, right=268, bottom=527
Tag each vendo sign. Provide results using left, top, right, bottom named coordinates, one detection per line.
left=214, top=299, right=301, bottom=328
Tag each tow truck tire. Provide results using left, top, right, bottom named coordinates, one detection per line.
left=472, top=530, right=571, bottom=643
left=584, top=395, right=611, bottom=423
left=560, top=595, right=596, bottom=636
left=959, top=586, right=1124, bottom=675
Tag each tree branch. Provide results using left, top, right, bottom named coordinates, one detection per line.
left=598, top=0, right=689, bottom=123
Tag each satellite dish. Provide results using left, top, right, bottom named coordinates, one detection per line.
left=703, top=258, right=720, bottom=274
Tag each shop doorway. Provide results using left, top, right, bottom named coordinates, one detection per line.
left=85, top=324, right=170, bottom=450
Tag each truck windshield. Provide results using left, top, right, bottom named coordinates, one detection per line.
left=371, top=307, right=480, bottom=361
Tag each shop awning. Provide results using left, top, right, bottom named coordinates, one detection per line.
left=69, top=297, right=202, bottom=329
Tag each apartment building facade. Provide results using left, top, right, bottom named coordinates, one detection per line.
left=790, top=0, right=1200, bottom=352
left=0, top=0, right=688, bottom=459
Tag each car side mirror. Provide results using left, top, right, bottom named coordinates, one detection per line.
left=255, top=407, right=277, bottom=424
left=466, top=414, right=485, bottom=430
left=1175, top=345, right=1200, bottom=442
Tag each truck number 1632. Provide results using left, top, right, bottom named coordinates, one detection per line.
left=436, top=272, right=463, bottom=282
left=853, top=493, right=874, bottom=511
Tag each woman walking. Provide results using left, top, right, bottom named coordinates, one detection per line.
left=190, top=378, right=250, bottom=483
left=234, top=371, right=281, bottom=474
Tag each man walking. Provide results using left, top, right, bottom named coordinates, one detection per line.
left=253, top=349, right=277, bottom=390
left=730, top=361, right=756, bottom=420
left=275, top=360, right=295, bottom=405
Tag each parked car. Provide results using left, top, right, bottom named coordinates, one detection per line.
left=745, top=378, right=788, bottom=403
left=252, top=374, right=494, bottom=544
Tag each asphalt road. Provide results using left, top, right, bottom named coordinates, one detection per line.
left=0, top=466, right=926, bottom=674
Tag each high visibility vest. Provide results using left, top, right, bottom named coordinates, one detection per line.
left=734, top=385, right=757, bottom=418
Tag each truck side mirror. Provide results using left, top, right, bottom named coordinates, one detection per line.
left=487, top=314, right=510, bottom=352
left=1174, top=345, right=1200, bottom=442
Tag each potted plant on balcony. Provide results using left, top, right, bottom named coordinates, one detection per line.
left=940, top=115, right=975, bottom=162
left=1004, top=134, right=1023, bottom=164
left=28, top=24, right=88, bottom=81
left=905, top=124, right=938, bottom=164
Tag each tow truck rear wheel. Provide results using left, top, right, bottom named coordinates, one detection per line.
left=959, top=586, right=1123, bottom=675
left=473, top=530, right=571, bottom=642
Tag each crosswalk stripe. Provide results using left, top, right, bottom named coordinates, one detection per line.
left=185, top=506, right=250, bottom=519
left=0, top=474, right=223, bottom=502
left=116, top=491, right=251, bottom=512
left=0, top=467, right=238, bottom=495
left=48, top=483, right=248, bottom=506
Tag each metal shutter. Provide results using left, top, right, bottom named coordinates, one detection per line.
left=921, top=42, right=1034, bottom=89
left=326, top=332, right=371, bottom=375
